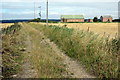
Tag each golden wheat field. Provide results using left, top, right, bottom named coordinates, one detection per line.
left=0, top=23, right=14, bottom=28
left=0, top=22, right=118, bottom=38
left=39, top=22, right=118, bottom=38
left=66, top=23, right=118, bottom=38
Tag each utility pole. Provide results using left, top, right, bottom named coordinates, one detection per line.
left=38, top=6, right=41, bottom=20
left=118, top=1, right=120, bottom=39
left=46, top=0, right=48, bottom=26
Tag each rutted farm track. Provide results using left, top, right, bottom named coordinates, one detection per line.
left=2, top=22, right=119, bottom=78
left=18, top=23, right=95, bottom=78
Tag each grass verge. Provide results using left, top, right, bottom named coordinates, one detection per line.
left=2, top=23, right=26, bottom=78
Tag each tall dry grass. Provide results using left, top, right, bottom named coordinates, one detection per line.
left=39, top=23, right=118, bottom=38
left=30, top=23, right=119, bottom=78
left=2, top=23, right=26, bottom=78
left=22, top=23, right=70, bottom=78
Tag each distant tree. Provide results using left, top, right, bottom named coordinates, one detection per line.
left=93, top=17, right=98, bottom=22
left=113, top=19, right=120, bottom=22
left=28, top=18, right=41, bottom=22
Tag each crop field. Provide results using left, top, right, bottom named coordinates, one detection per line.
left=1, top=23, right=118, bottom=38
left=0, top=23, right=14, bottom=28
left=39, top=23, right=118, bottom=38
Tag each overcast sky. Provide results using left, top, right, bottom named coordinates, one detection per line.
left=1, top=0, right=120, bottom=2
left=0, top=0, right=119, bottom=20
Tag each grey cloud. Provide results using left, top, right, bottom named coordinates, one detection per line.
left=1, top=2, right=118, bottom=20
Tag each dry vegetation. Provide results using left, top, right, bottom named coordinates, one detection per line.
left=39, top=23, right=118, bottom=38
left=31, top=22, right=119, bottom=78
left=2, top=23, right=25, bottom=78
left=2, top=23, right=72, bottom=78
left=1, top=22, right=119, bottom=78
left=66, top=23, right=118, bottom=38
left=0, top=23, right=14, bottom=28
left=21, top=23, right=70, bottom=78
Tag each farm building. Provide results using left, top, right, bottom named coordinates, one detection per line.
left=100, top=16, right=112, bottom=22
left=88, top=19, right=93, bottom=22
left=61, top=15, right=84, bottom=22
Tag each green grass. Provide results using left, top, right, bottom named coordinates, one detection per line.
left=2, top=22, right=119, bottom=78
left=30, top=23, right=119, bottom=78
left=2, top=22, right=71, bottom=78
left=21, top=23, right=70, bottom=78
left=2, top=23, right=26, bottom=78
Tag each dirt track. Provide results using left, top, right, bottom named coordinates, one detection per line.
left=18, top=23, right=95, bottom=78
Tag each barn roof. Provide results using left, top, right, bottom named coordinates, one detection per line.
left=101, top=15, right=112, bottom=18
left=61, top=15, right=84, bottom=19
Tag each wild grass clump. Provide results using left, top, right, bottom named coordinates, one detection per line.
left=2, top=23, right=25, bottom=78
left=31, top=23, right=119, bottom=78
